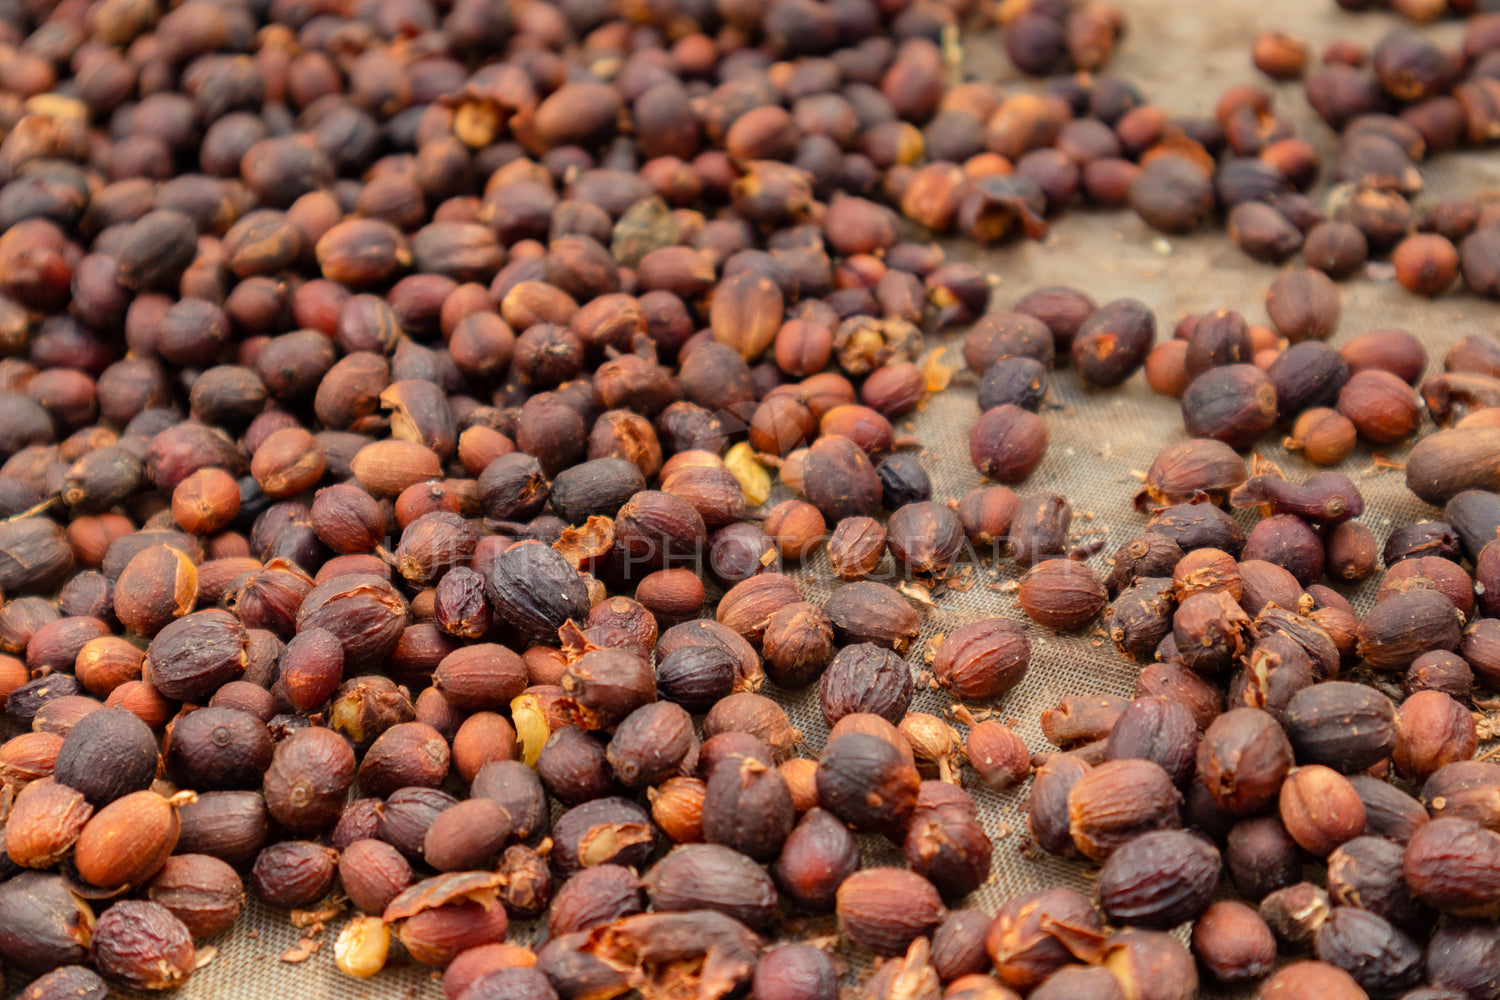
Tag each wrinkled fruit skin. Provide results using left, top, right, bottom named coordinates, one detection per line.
left=9, top=0, right=1500, bottom=993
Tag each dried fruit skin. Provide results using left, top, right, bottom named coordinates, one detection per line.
left=1279, top=765, right=1367, bottom=858
left=1197, top=707, right=1294, bottom=815
left=1130, top=157, right=1214, bottom=234
left=1326, top=837, right=1430, bottom=938
left=1427, top=919, right=1500, bottom=1000
left=818, top=643, right=915, bottom=727
left=1191, top=900, right=1276, bottom=984
left=1019, top=560, right=1106, bottom=630
left=261, top=726, right=357, bottom=834
left=836, top=868, right=945, bottom=957
left=934, top=619, right=1030, bottom=700
left=1181, top=364, right=1278, bottom=450
left=701, top=694, right=802, bottom=766
left=339, top=839, right=415, bottom=916
left=967, top=722, right=1032, bottom=790
left=547, top=864, right=644, bottom=938
left=1071, top=298, right=1156, bottom=387
left=1028, top=754, right=1091, bottom=857
left=251, top=841, right=341, bottom=909
left=1095, top=829, right=1221, bottom=929
left=644, top=843, right=779, bottom=931
left=18, top=965, right=111, bottom=1000
left=887, top=501, right=966, bottom=575
left=929, top=909, right=993, bottom=983
left=358, top=719, right=450, bottom=797
left=0, top=873, right=95, bottom=973
left=165, top=706, right=274, bottom=792
left=985, top=887, right=1106, bottom=993
left=1172, top=590, right=1251, bottom=675
left=144, top=608, right=249, bottom=702
left=295, top=574, right=411, bottom=671
left=1393, top=689, right=1476, bottom=782
left=561, top=649, right=657, bottom=732
left=1104, top=696, right=1199, bottom=788
left=396, top=896, right=510, bottom=968
left=1357, top=590, right=1464, bottom=671
left=969, top=405, right=1048, bottom=484
left=1257, top=960, right=1366, bottom=1000
left=1101, top=928, right=1199, bottom=1000
left=147, top=854, right=246, bottom=939
left=549, top=797, right=655, bottom=880
left=0, top=518, right=73, bottom=595
left=486, top=542, right=590, bottom=644
left=1403, top=817, right=1500, bottom=917
left=73, top=790, right=184, bottom=890
left=712, top=272, right=784, bottom=360
left=1223, top=815, right=1300, bottom=903
left=1110, top=536, right=1186, bottom=595
left=823, top=583, right=920, bottom=654
left=376, top=787, right=459, bottom=861
left=381, top=871, right=510, bottom=966
left=5, top=778, right=92, bottom=869
left=817, top=732, right=920, bottom=837
left=175, top=791, right=273, bottom=868
left=1406, top=428, right=1500, bottom=504
left=423, top=798, right=511, bottom=872
left=771, top=807, right=861, bottom=913
left=718, top=574, right=801, bottom=646
left=114, top=544, right=198, bottom=636
left=760, top=603, right=836, bottom=690
left=52, top=707, right=158, bottom=808
left=1067, top=759, right=1182, bottom=861
left=1349, top=775, right=1428, bottom=845
left=1283, top=681, right=1397, bottom=774
left=90, top=899, right=196, bottom=990
left=753, top=943, right=839, bottom=1000
left=1314, top=907, right=1423, bottom=998
left=433, top=644, right=528, bottom=713
left=904, top=789, right=992, bottom=899
left=1106, top=579, right=1177, bottom=662
left=1042, top=695, right=1129, bottom=751
left=804, top=436, right=883, bottom=522
left=702, top=750, right=795, bottom=862
left=828, top=517, right=887, bottom=580
left=547, top=910, right=761, bottom=1000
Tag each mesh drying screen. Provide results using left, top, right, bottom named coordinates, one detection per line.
left=21, top=1, right=1500, bottom=998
